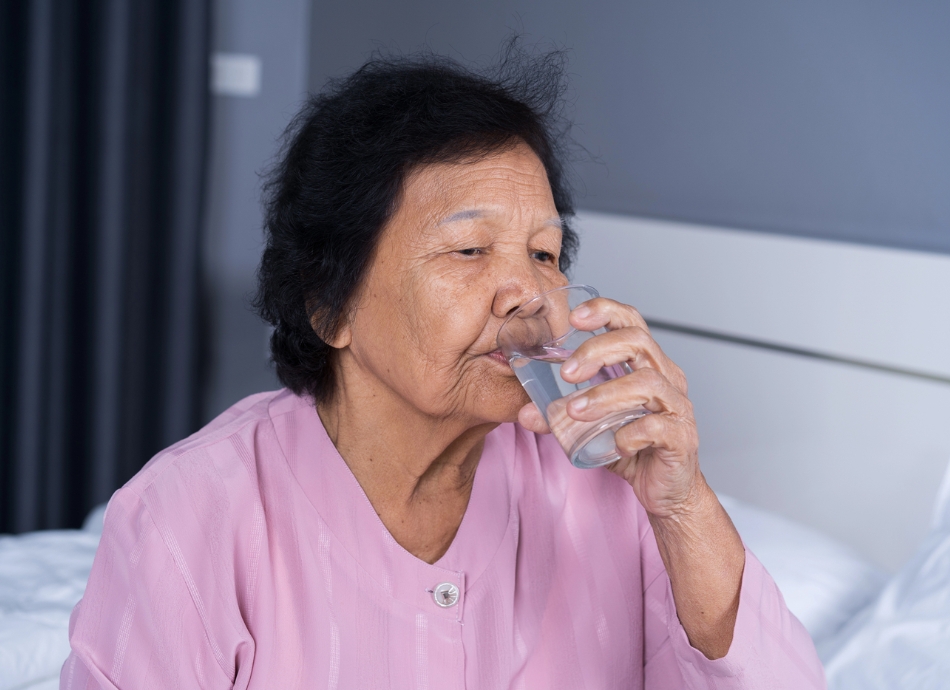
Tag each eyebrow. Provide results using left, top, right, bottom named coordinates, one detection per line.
left=438, top=209, right=485, bottom=224
left=438, top=209, right=564, bottom=229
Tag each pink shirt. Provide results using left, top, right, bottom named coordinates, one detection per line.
left=63, top=389, right=824, bottom=689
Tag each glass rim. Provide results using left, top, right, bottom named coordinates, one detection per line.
left=496, top=284, right=600, bottom=351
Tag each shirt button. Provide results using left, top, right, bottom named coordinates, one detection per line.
left=432, top=582, right=460, bottom=608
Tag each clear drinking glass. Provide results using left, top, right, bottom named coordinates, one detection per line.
left=497, top=285, right=650, bottom=469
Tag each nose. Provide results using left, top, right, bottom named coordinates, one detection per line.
left=490, top=258, right=547, bottom=320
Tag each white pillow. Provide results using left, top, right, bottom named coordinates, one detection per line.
left=820, top=459, right=950, bottom=689
left=718, top=494, right=889, bottom=649
left=81, top=503, right=108, bottom=536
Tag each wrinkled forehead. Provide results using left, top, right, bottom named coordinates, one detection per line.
left=393, top=144, right=558, bottom=229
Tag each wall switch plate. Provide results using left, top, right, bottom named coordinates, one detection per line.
left=211, top=53, right=262, bottom=97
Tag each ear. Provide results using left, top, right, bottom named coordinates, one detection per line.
left=310, top=312, right=352, bottom=349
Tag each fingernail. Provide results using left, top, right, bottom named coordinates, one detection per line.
left=573, top=305, right=591, bottom=319
left=561, top=359, right=578, bottom=376
left=569, top=396, right=588, bottom=412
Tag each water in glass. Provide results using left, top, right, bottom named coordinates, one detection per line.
left=508, top=333, right=649, bottom=468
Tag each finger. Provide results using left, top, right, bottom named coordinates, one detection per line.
left=517, top=402, right=551, bottom=434
left=603, top=450, right=639, bottom=478
left=560, top=326, right=687, bottom=393
left=613, top=412, right=698, bottom=459
left=566, top=298, right=688, bottom=394
left=564, top=368, right=693, bottom=422
left=569, top=297, right=650, bottom=334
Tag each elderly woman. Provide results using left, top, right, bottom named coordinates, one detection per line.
left=64, top=52, right=824, bottom=689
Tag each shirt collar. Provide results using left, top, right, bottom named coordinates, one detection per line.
left=267, top=390, right=514, bottom=617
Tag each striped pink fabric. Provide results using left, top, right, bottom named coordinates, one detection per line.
left=62, top=389, right=825, bottom=689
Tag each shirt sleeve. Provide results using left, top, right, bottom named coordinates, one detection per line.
left=640, top=510, right=827, bottom=689
left=60, top=488, right=236, bottom=690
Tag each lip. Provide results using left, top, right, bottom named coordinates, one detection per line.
left=484, top=349, right=511, bottom=366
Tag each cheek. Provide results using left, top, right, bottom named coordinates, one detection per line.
left=349, top=273, right=485, bottom=398
left=404, top=270, right=491, bottom=350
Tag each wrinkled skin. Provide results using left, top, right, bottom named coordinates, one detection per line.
left=317, top=142, right=744, bottom=659
left=326, top=143, right=567, bottom=430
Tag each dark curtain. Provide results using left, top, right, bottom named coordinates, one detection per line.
left=0, top=0, right=211, bottom=533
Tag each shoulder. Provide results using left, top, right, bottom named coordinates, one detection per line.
left=96, top=389, right=312, bottom=609
left=108, top=389, right=312, bottom=564
left=74, top=395, right=300, bottom=687
left=122, top=388, right=301, bottom=500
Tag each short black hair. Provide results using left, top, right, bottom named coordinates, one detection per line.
left=254, top=42, right=579, bottom=404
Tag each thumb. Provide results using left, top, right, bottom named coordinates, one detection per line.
left=518, top=402, right=551, bottom=434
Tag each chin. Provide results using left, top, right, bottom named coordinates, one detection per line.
left=471, top=377, right=530, bottom=424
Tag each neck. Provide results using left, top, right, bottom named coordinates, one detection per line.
left=316, top=355, right=498, bottom=563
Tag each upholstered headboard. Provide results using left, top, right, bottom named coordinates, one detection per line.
left=572, top=211, right=950, bottom=571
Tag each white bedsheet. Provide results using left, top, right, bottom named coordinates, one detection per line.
left=819, top=460, right=950, bottom=688
left=719, top=494, right=889, bottom=649
left=0, top=509, right=103, bottom=690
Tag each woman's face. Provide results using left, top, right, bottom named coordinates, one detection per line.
left=334, top=142, right=567, bottom=425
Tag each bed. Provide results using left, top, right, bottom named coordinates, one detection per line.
left=571, top=211, right=950, bottom=687
left=0, top=507, right=104, bottom=690
left=4, top=488, right=948, bottom=689
left=3, top=212, right=950, bottom=688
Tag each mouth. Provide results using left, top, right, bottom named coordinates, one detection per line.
left=483, top=349, right=511, bottom=366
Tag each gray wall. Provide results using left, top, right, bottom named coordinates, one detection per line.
left=310, top=0, right=950, bottom=255
left=202, top=0, right=948, bottom=420
left=203, top=0, right=310, bottom=420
